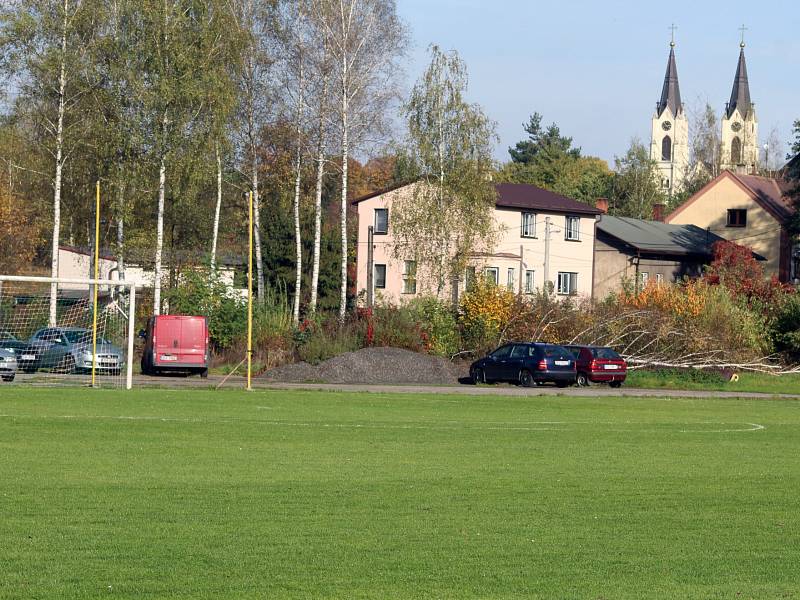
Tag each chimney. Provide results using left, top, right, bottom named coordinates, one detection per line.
left=595, top=198, right=609, bottom=214
left=652, top=203, right=666, bottom=222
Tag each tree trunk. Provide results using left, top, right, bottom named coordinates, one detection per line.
left=251, top=155, right=264, bottom=302
left=339, top=91, right=348, bottom=323
left=310, top=101, right=326, bottom=315
left=211, top=142, right=222, bottom=268
left=49, top=0, right=69, bottom=326
left=116, top=164, right=125, bottom=280
left=292, top=141, right=302, bottom=326
left=153, top=111, right=168, bottom=316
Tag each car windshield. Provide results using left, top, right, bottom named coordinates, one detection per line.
left=543, top=345, right=570, bottom=358
left=63, top=330, right=111, bottom=345
left=592, top=347, right=621, bottom=360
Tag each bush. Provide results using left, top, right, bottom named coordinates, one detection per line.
left=406, top=296, right=460, bottom=356
left=772, top=293, right=800, bottom=360
left=459, top=279, right=515, bottom=353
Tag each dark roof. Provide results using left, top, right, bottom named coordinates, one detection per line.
left=597, top=216, right=743, bottom=257
left=351, top=180, right=600, bottom=215
left=726, top=47, right=752, bottom=118
left=494, top=183, right=601, bottom=215
left=657, top=46, right=682, bottom=117
left=734, top=173, right=794, bottom=221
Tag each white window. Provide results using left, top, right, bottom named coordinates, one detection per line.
left=374, top=264, right=386, bottom=289
left=484, top=267, right=499, bottom=286
left=557, top=271, right=578, bottom=295
left=524, top=270, right=535, bottom=294
left=565, top=216, right=580, bottom=241
left=656, top=273, right=663, bottom=284
left=640, top=272, right=649, bottom=287
left=402, top=260, right=417, bottom=294
left=521, top=212, right=536, bottom=237
left=506, top=268, right=515, bottom=290
left=374, top=208, right=388, bottom=234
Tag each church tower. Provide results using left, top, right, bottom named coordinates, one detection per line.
left=650, top=38, right=689, bottom=197
left=720, top=40, right=758, bottom=173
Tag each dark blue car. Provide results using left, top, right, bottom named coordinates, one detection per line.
left=470, top=342, right=576, bottom=387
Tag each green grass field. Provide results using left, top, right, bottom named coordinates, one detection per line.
left=1, top=388, right=799, bottom=599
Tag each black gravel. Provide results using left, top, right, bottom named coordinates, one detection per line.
left=261, top=347, right=467, bottom=385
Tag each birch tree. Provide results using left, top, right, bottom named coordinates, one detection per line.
left=391, top=45, right=498, bottom=295
left=313, top=0, right=407, bottom=321
left=0, top=0, right=100, bottom=324
left=229, top=0, right=276, bottom=302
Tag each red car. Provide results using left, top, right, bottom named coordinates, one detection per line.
left=565, top=345, right=626, bottom=388
left=140, top=315, right=209, bottom=377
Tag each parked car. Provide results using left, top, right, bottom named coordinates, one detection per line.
left=0, top=330, right=29, bottom=354
left=470, top=342, right=576, bottom=387
left=564, top=345, right=627, bottom=388
left=20, top=327, right=123, bottom=375
left=139, top=315, right=209, bottom=377
left=0, top=347, right=17, bottom=382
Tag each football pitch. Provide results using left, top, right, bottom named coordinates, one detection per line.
left=1, top=388, right=799, bottom=599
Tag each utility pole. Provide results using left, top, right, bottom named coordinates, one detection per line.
left=518, top=244, right=524, bottom=294
left=543, top=217, right=551, bottom=292
left=366, top=226, right=374, bottom=308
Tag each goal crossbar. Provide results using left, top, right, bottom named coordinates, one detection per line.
left=0, top=275, right=137, bottom=389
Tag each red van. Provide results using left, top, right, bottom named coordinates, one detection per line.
left=140, top=315, right=209, bottom=377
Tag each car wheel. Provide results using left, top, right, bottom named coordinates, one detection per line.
left=576, top=372, right=590, bottom=387
left=199, top=368, right=208, bottom=379
left=22, top=366, right=36, bottom=374
left=555, top=381, right=568, bottom=388
left=471, top=367, right=485, bottom=385
left=609, top=381, right=622, bottom=388
left=57, top=355, right=76, bottom=374
left=2, top=375, right=14, bottom=382
left=519, top=369, right=534, bottom=388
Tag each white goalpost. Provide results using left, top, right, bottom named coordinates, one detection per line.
left=0, top=275, right=137, bottom=389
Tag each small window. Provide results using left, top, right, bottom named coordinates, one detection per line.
left=640, top=272, right=649, bottom=287
left=510, top=344, right=528, bottom=358
left=656, top=273, right=663, bottom=284
left=661, top=135, right=672, bottom=161
left=374, top=264, right=386, bottom=289
left=524, top=270, right=535, bottom=294
left=565, top=216, right=580, bottom=241
left=557, top=272, right=578, bottom=295
left=521, top=212, right=536, bottom=237
left=506, top=268, right=515, bottom=290
left=374, top=208, right=388, bottom=234
left=727, top=209, right=747, bottom=227
left=465, top=266, right=477, bottom=292
left=484, top=267, right=499, bottom=286
left=402, top=260, right=416, bottom=294
left=661, top=177, right=670, bottom=189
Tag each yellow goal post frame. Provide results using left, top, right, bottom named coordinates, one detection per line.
left=0, top=274, right=138, bottom=390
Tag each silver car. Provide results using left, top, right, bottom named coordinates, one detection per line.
left=22, top=327, right=123, bottom=375
left=0, top=347, right=17, bottom=382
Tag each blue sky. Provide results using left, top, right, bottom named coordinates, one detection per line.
left=396, top=0, right=800, bottom=167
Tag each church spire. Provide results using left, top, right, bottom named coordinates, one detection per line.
left=656, top=39, right=682, bottom=118
left=726, top=36, right=752, bottom=118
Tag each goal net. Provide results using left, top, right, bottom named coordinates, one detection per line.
left=0, top=276, right=136, bottom=389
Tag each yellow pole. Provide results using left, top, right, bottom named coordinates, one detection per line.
left=91, top=180, right=100, bottom=387
left=247, top=190, right=253, bottom=391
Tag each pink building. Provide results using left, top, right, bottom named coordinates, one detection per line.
left=353, top=182, right=601, bottom=304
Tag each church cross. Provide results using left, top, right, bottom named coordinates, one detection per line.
left=739, top=24, right=748, bottom=47
left=669, top=23, right=677, bottom=46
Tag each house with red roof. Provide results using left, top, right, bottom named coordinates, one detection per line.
left=352, top=182, right=601, bottom=304
left=665, top=170, right=798, bottom=282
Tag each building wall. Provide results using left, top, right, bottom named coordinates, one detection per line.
left=720, top=107, right=758, bottom=173
left=355, top=184, right=597, bottom=304
left=665, top=175, right=782, bottom=277
left=592, top=238, right=705, bottom=299
left=650, top=106, right=689, bottom=195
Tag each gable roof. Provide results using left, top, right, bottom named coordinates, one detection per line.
left=351, top=181, right=601, bottom=216
left=657, top=45, right=682, bottom=118
left=597, top=216, right=728, bottom=257
left=727, top=46, right=752, bottom=118
left=665, top=170, right=796, bottom=225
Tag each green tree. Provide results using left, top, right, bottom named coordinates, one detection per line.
left=508, top=112, right=580, bottom=164
left=391, top=44, right=498, bottom=296
left=609, top=138, right=666, bottom=219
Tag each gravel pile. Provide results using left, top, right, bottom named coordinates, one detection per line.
left=262, top=347, right=466, bottom=385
